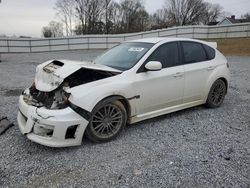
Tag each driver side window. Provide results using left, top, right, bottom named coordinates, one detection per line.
left=147, top=42, right=180, bottom=68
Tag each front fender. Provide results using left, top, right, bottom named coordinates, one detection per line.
left=68, top=81, right=135, bottom=114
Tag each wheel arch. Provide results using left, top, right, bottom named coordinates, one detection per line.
left=95, top=95, right=131, bottom=121
left=204, top=77, right=229, bottom=102
left=203, top=63, right=230, bottom=103
left=218, top=77, right=228, bottom=93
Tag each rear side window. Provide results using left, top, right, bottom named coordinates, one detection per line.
left=203, top=44, right=215, bottom=60
left=182, top=42, right=207, bottom=64
left=147, top=42, right=180, bottom=68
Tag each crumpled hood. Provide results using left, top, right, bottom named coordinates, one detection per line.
left=35, top=59, right=121, bottom=92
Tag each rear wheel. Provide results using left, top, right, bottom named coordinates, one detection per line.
left=205, top=79, right=227, bottom=108
left=85, top=100, right=127, bottom=143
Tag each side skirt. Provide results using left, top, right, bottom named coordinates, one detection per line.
left=129, top=100, right=204, bottom=124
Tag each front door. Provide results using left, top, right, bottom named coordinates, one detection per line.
left=134, top=42, right=184, bottom=115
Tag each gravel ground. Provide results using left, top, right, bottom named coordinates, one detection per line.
left=0, top=51, right=249, bottom=188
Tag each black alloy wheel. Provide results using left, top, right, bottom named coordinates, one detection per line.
left=206, top=79, right=227, bottom=108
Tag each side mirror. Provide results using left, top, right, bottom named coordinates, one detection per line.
left=145, top=61, right=162, bottom=71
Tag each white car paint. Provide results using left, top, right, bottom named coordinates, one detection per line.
left=17, top=38, right=230, bottom=147
left=18, top=97, right=87, bottom=147
left=35, top=59, right=121, bottom=92
left=134, top=65, right=185, bottom=114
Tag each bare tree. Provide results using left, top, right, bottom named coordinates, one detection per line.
left=108, top=2, right=122, bottom=33
left=53, top=0, right=225, bottom=35
left=75, top=0, right=85, bottom=34
left=55, top=0, right=76, bottom=36
left=150, top=8, right=169, bottom=30
left=119, top=0, right=146, bottom=33
left=75, top=0, right=105, bottom=34
left=42, top=21, right=64, bottom=38
left=135, top=8, right=149, bottom=31
left=202, top=3, right=223, bottom=25
left=42, top=26, right=53, bottom=38
left=108, top=0, right=148, bottom=33
left=49, top=21, right=64, bottom=37
left=104, top=0, right=112, bottom=34
left=241, top=12, right=250, bottom=21
left=166, top=0, right=207, bottom=26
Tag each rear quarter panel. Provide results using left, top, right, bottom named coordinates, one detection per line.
left=202, top=50, right=230, bottom=102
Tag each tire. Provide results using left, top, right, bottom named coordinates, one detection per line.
left=85, top=100, right=127, bottom=143
left=205, top=79, right=227, bottom=108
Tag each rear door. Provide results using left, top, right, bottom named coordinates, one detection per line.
left=181, top=41, right=216, bottom=103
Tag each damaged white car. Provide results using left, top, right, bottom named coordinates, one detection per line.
left=18, top=38, right=230, bottom=147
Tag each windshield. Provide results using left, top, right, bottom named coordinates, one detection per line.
left=94, top=42, right=154, bottom=71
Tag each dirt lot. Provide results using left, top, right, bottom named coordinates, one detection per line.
left=206, top=37, right=250, bottom=56
left=0, top=51, right=249, bottom=188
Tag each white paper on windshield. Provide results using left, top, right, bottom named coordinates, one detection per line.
left=128, top=47, right=145, bottom=52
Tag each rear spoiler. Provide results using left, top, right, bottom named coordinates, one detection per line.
left=207, top=42, right=217, bottom=49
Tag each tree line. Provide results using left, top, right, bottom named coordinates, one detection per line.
left=42, top=0, right=225, bottom=37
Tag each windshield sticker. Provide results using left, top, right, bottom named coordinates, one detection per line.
left=128, top=47, right=145, bottom=52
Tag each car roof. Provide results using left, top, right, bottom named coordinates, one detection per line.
left=128, top=37, right=217, bottom=49
left=129, top=37, right=205, bottom=44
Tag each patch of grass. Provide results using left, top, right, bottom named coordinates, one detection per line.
left=205, top=37, right=250, bottom=56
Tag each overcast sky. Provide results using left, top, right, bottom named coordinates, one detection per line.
left=0, top=0, right=249, bottom=37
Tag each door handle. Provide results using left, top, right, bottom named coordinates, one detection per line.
left=173, top=72, right=183, bottom=78
left=207, top=66, right=215, bottom=71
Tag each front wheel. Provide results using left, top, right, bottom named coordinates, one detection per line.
left=205, top=79, right=227, bottom=108
left=85, top=100, right=127, bottom=143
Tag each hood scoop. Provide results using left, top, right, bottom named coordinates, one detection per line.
left=43, top=60, right=64, bottom=74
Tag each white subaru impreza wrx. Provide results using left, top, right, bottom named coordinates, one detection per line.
left=17, top=38, right=230, bottom=147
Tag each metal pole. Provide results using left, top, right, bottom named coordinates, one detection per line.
left=29, top=40, right=32, bottom=53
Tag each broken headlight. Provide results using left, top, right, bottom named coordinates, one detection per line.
left=24, top=80, right=71, bottom=109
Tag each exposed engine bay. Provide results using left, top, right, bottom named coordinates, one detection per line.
left=22, top=60, right=120, bottom=110
left=23, top=84, right=70, bottom=109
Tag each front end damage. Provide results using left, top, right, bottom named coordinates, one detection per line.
left=17, top=59, right=121, bottom=147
